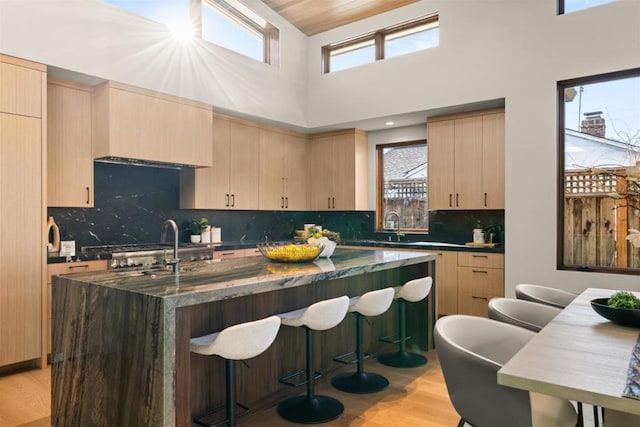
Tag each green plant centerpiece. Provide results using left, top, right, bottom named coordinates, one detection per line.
left=304, top=226, right=340, bottom=257
left=608, top=291, right=640, bottom=309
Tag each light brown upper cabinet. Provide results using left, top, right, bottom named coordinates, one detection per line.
left=0, top=54, right=45, bottom=368
left=180, top=114, right=259, bottom=209
left=0, top=57, right=43, bottom=118
left=92, top=81, right=212, bottom=167
left=259, top=129, right=309, bottom=210
left=427, top=109, right=505, bottom=210
left=47, top=79, right=93, bottom=207
left=308, top=129, right=368, bottom=210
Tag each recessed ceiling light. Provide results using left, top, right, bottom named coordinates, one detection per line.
left=385, top=121, right=395, bottom=126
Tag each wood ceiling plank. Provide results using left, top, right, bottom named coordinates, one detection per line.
left=262, top=0, right=419, bottom=36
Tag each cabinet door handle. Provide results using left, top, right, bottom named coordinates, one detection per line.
left=68, top=264, right=89, bottom=269
left=332, top=197, right=335, bottom=209
left=484, top=192, right=488, bottom=207
left=86, top=187, right=90, bottom=204
left=472, top=296, right=488, bottom=300
left=472, top=269, right=488, bottom=274
left=456, top=193, right=459, bottom=207
left=225, top=194, right=229, bottom=207
left=285, top=197, right=288, bottom=208
left=281, top=197, right=284, bottom=208
left=231, top=194, right=235, bottom=207
left=472, top=255, right=488, bottom=258
left=449, top=194, right=452, bottom=207
left=328, top=197, right=331, bottom=209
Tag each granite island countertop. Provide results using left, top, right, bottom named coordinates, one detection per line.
left=55, top=248, right=436, bottom=308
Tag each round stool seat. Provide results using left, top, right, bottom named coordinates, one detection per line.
left=332, top=287, right=395, bottom=394
left=190, top=315, right=281, bottom=359
left=278, top=295, right=349, bottom=330
left=395, top=276, right=433, bottom=302
left=378, top=276, right=433, bottom=368
left=348, top=287, right=395, bottom=317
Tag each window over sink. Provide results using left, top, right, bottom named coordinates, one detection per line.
left=377, top=141, right=428, bottom=233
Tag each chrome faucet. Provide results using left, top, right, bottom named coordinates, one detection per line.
left=160, top=219, right=180, bottom=274
left=384, top=211, right=404, bottom=241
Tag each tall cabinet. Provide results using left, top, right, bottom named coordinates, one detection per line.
left=0, top=55, right=46, bottom=367
left=308, top=129, right=368, bottom=210
left=181, top=114, right=260, bottom=210
left=258, top=129, right=309, bottom=210
left=427, top=109, right=505, bottom=210
left=47, top=79, right=94, bottom=207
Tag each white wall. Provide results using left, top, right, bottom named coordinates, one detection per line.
left=308, top=0, right=640, bottom=295
left=0, top=0, right=309, bottom=128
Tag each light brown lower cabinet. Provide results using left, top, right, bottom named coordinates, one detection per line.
left=213, top=248, right=261, bottom=260
left=457, top=252, right=504, bottom=317
left=46, top=260, right=109, bottom=355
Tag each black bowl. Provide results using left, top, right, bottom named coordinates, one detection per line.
left=590, top=298, right=640, bottom=328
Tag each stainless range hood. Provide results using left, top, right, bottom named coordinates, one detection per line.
left=94, top=156, right=195, bottom=170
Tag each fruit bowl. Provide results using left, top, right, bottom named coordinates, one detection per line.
left=257, top=242, right=323, bottom=263
left=590, top=298, right=640, bottom=328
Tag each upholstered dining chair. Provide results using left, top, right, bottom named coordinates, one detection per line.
left=514, top=284, right=578, bottom=309
left=435, top=315, right=579, bottom=427
left=488, top=297, right=562, bottom=332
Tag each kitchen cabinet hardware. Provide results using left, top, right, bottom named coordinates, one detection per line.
left=332, top=197, right=335, bottom=209
left=456, top=193, right=459, bottom=207
left=225, top=194, right=229, bottom=207
left=472, top=269, right=489, bottom=274
left=472, top=296, right=488, bottom=300
left=86, top=187, right=90, bottom=204
left=281, top=197, right=284, bottom=208
left=449, top=194, right=452, bottom=207
left=472, top=255, right=488, bottom=258
left=68, top=264, right=90, bottom=269
left=231, top=194, right=235, bottom=207
left=328, top=197, right=331, bottom=209
left=285, top=197, right=288, bottom=208
left=484, top=192, right=488, bottom=207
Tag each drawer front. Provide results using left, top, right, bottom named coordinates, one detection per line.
left=213, top=250, right=245, bottom=260
left=243, top=248, right=262, bottom=257
left=457, top=252, right=504, bottom=269
left=457, top=266, right=504, bottom=317
left=47, top=260, right=109, bottom=284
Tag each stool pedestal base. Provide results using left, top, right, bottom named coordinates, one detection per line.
left=378, top=350, right=427, bottom=368
left=277, top=395, right=344, bottom=424
left=331, top=371, right=389, bottom=394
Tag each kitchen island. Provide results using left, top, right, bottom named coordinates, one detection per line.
left=51, top=248, right=436, bottom=427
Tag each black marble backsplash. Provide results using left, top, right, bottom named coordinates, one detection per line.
left=48, top=163, right=504, bottom=247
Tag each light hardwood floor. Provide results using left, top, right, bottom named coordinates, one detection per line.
left=0, top=350, right=461, bottom=427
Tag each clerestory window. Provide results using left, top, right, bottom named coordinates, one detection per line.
left=322, top=14, right=438, bottom=74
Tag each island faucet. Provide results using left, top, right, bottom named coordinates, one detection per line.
left=384, top=211, right=404, bottom=241
left=160, top=219, right=180, bottom=274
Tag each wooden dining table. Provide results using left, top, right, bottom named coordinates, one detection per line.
left=498, top=288, right=640, bottom=427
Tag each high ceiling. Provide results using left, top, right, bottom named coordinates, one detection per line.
left=261, top=0, right=420, bottom=36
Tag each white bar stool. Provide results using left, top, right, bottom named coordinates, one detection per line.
left=332, top=287, right=395, bottom=393
left=190, top=315, right=281, bottom=427
left=276, top=295, right=350, bottom=424
left=378, top=276, right=433, bottom=368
